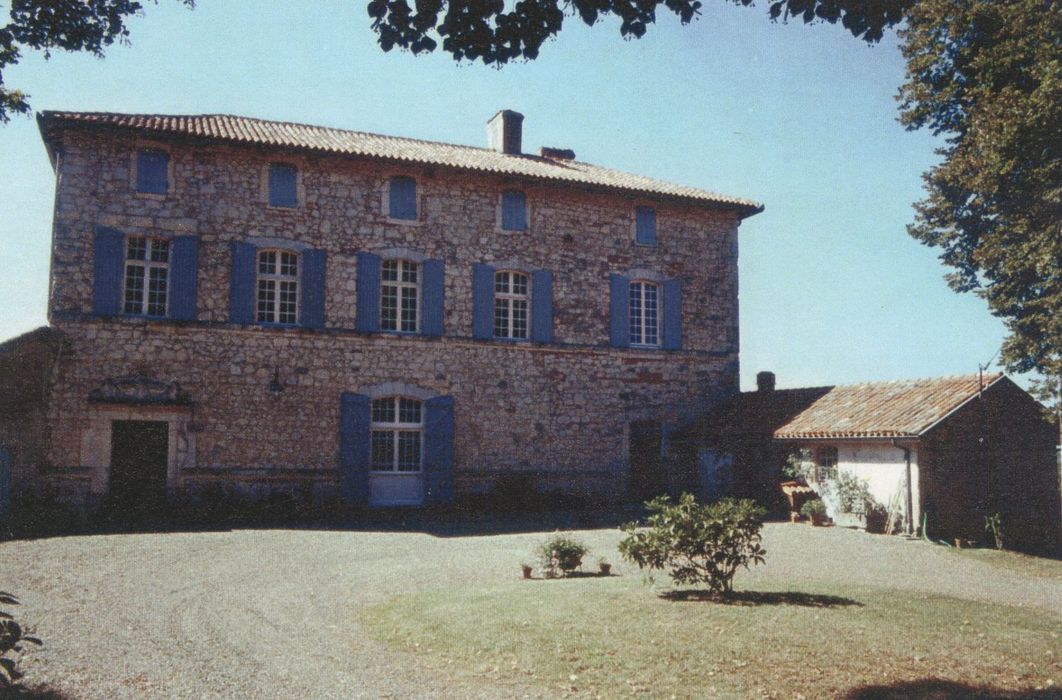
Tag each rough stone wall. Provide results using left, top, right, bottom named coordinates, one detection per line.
left=44, top=126, right=743, bottom=501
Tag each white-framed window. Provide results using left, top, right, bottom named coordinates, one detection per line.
left=256, top=249, right=300, bottom=325
left=628, top=280, right=660, bottom=346
left=493, top=270, right=529, bottom=339
left=381, top=258, right=420, bottom=332
left=123, top=236, right=169, bottom=317
left=370, top=396, right=423, bottom=472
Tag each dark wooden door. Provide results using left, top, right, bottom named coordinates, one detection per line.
left=109, top=420, right=169, bottom=510
left=628, top=420, right=664, bottom=502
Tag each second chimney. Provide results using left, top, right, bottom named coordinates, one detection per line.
left=756, top=371, right=776, bottom=393
left=487, top=110, right=523, bottom=155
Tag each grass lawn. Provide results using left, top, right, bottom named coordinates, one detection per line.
left=949, top=546, right=1062, bottom=582
left=363, top=573, right=1060, bottom=698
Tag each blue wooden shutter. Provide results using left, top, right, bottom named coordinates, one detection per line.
left=663, top=279, right=682, bottom=350
left=531, top=269, right=553, bottom=343
left=636, top=206, right=657, bottom=245
left=269, top=164, right=297, bottom=208
left=421, top=259, right=445, bottom=337
left=229, top=241, right=257, bottom=325
left=339, top=393, right=371, bottom=504
left=501, top=190, right=526, bottom=230
left=301, top=248, right=326, bottom=329
left=355, top=252, right=381, bottom=332
left=609, top=274, right=630, bottom=348
left=137, top=150, right=168, bottom=194
left=471, top=263, right=496, bottom=340
left=388, top=176, right=417, bottom=220
left=170, top=235, right=199, bottom=321
left=92, top=227, right=125, bottom=316
left=423, top=395, right=455, bottom=505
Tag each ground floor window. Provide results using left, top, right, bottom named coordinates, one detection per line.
left=815, top=446, right=838, bottom=482
left=370, top=396, right=423, bottom=472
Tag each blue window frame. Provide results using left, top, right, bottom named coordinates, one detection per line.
left=137, top=149, right=169, bottom=194
left=388, top=176, right=417, bottom=220
left=269, top=163, right=297, bottom=208
left=501, top=190, right=527, bottom=231
left=635, top=206, right=657, bottom=245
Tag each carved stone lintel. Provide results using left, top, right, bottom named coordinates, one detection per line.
left=88, top=376, right=192, bottom=406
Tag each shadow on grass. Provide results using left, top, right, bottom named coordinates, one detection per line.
left=0, top=686, right=74, bottom=700
left=1, top=495, right=641, bottom=543
left=660, top=589, right=863, bottom=608
left=843, top=678, right=1060, bottom=699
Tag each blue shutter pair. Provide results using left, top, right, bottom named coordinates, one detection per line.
left=501, top=190, right=527, bottom=231
left=339, top=393, right=454, bottom=506
left=137, top=150, right=169, bottom=194
left=471, top=263, right=553, bottom=342
left=268, top=164, right=297, bottom=208
left=608, top=273, right=682, bottom=350
left=92, top=227, right=198, bottom=320
left=388, top=176, right=417, bottom=220
left=635, top=206, right=657, bottom=245
left=355, top=253, right=444, bottom=336
left=228, top=241, right=327, bottom=328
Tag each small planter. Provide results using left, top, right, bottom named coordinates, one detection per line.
left=790, top=511, right=803, bottom=523
left=521, top=564, right=533, bottom=579
left=599, top=562, right=612, bottom=576
left=808, top=512, right=827, bottom=527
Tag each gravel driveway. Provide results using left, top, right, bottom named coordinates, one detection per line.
left=2, top=522, right=1059, bottom=699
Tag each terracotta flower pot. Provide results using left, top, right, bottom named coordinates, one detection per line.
left=599, top=563, right=611, bottom=576
left=522, top=565, right=533, bottom=579
left=809, top=512, right=826, bottom=527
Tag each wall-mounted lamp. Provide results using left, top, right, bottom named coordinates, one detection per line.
left=268, top=366, right=285, bottom=394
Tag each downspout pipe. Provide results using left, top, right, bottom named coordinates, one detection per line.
left=892, top=438, right=914, bottom=536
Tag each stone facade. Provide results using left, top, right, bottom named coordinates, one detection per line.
left=32, top=113, right=753, bottom=506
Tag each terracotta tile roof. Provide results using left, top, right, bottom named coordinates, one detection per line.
left=36, top=111, right=763, bottom=216
left=773, top=373, right=1005, bottom=440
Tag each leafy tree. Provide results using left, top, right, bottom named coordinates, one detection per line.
left=898, top=0, right=1061, bottom=383
left=0, top=0, right=194, bottom=123
left=367, top=0, right=913, bottom=65
left=619, top=493, right=766, bottom=596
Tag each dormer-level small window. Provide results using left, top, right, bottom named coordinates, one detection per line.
left=388, top=176, right=417, bottom=220
left=635, top=206, right=657, bottom=245
left=268, top=163, right=298, bottom=208
left=136, top=149, right=169, bottom=194
left=501, top=190, right=527, bottom=231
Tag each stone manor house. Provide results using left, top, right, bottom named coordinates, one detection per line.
left=1, top=109, right=761, bottom=509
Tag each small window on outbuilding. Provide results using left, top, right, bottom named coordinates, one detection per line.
left=268, top=163, right=298, bottom=208
left=388, top=176, right=418, bottom=220
left=815, top=446, right=838, bottom=482
left=635, top=206, right=657, bottom=245
left=137, top=149, right=169, bottom=195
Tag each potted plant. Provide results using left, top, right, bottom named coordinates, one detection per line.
left=800, top=498, right=828, bottom=526
left=521, top=562, right=533, bottom=579
left=536, top=533, right=590, bottom=577
left=598, top=557, right=611, bottom=576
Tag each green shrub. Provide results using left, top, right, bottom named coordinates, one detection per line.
left=800, top=498, right=827, bottom=517
left=1, top=591, right=42, bottom=689
left=834, top=471, right=878, bottom=514
left=535, top=533, right=590, bottom=577
left=618, top=494, right=767, bottom=596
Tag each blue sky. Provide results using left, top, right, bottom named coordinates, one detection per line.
left=0, top=1, right=1013, bottom=390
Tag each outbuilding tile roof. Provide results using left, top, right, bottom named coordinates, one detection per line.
left=36, top=111, right=763, bottom=216
left=773, top=373, right=1005, bottom=440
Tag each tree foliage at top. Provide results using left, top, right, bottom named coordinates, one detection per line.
left=0, top=0, right=194, bottom=123
left=898, top=0, right=1061, bottom=380
left=367, top=0, right=913, bottom=65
